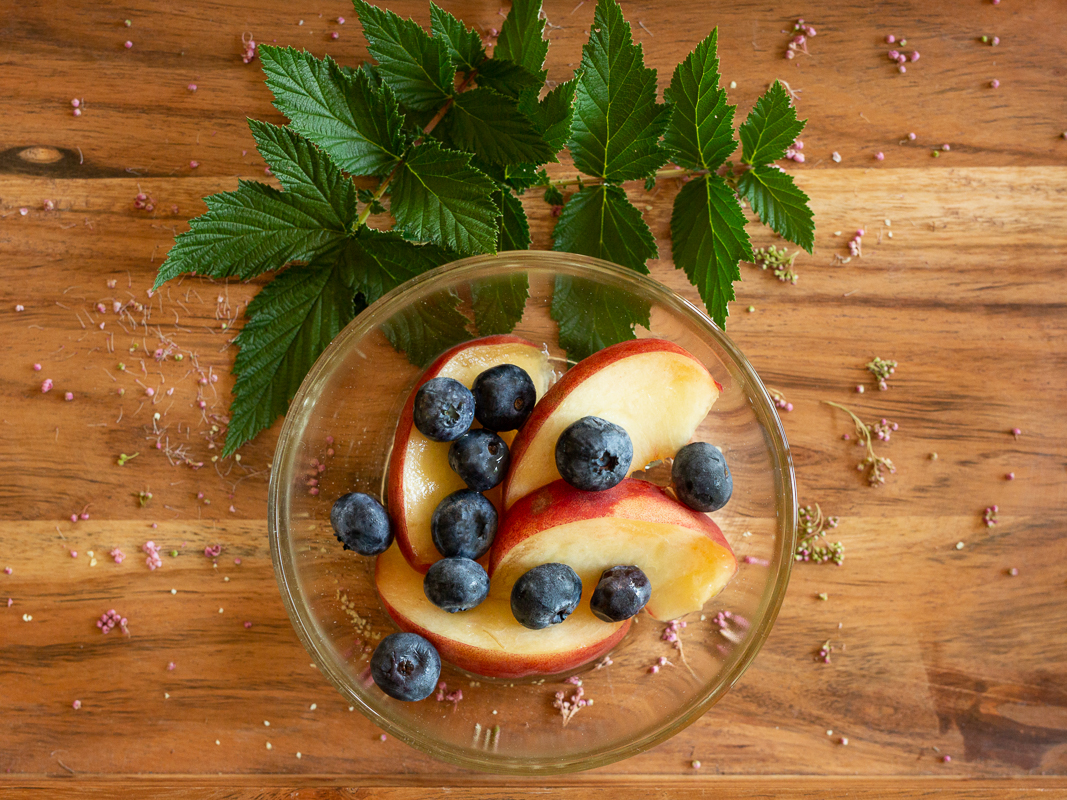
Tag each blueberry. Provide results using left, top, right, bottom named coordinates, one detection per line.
left=448, top=429, right=510, bottom=491
left=590, top=565, right=651, bottom=622
left=430, top=489, right=498, bottom=559
left=510, top=563, right=582, bottom=630
left=472, top=364, right=537, bottom=432
left=423, top=557, right=490, bottom=613
left=555, top=416, right=633, bottom=492
left=329, top=492, right=393, bottom=555
left=370, top=632, right=441, bottom=701
left=671, top=442, right=733, bottom=512
left=413, top=377, right=475, bottom=442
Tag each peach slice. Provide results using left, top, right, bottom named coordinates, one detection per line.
left=387, top=335, right=554, bottom=573
left=375, top=544, right=629, bottom=679
left=501, top=339, right=719, bottom=510
left=491, top=479, right=737, bottom=621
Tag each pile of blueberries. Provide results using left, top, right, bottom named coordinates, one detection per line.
left=330, top=363, right=733, bottom=701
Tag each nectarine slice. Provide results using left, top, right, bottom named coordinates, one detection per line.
left=375, top=544, right=629, bottom=679
left=491, top=479, right=737, bottom=621
left=502, top=339, right=718, bottom=510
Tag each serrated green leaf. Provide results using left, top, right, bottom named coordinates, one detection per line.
left=341, top=227, right=456, bottom=302
left=391, top=141, right=500, bottom=255
left=738, top=81, right=805, bottom=166
left=544, top=185, right=564, bottom=206
left=247, top=120, right=357, bottom=230
left=476, top=58, right=542, bottom=100
left=224, top=256, right=362, bottom=455
left=381, top=291, right=471, bottom=367
left=552, top=184, right=657, bottom=273
left=429, top=2, right=486, bottom=72
left=530, top=77, right=578, bottom=153
left=670, top=174, right=753, bottom=328
left=551, top=276, right=650, bottom=361
left=494, top=0, right=548, bottom=80
left=663, top=29, right=737, bottom=171
left=472, top=265, right=529, bottom=336
left=154, top=180, right=345, bottom=289
left=737, top=165, right=814, bottom=253
left=494, top=188, right=531, bottom=251
left=353, top=0, right=455, bottom=112
left=438, top=87, right=555, bottom=166
left=569, top=0, right=670, bottom=181
left=258, top=46, right=405, bottom=177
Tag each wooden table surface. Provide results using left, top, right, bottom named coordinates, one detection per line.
left=3, top=0, right=1067, bottom=796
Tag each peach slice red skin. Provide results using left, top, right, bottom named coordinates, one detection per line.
left=491, top=479, right=734, bottom=574
left=375, top=546, right=630, bottom=679
left=501, top=338, right=722, bottom=510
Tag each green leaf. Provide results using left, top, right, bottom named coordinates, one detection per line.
left=154, top=180, right=345, bottom=289
left=225, top=256, right=362, bottom=455
left=663, top=29, right=737, bottom=171
left=669, top=175, right=753, bottom=328
left=258, top=46, right=404, bottom=177
left=472, top=270, right=529, bottom=336
left=494, top=0, right=548, bottom=80
left=391, top=141, right=500, bottom=256
left=737, top=166, right=814, bottom=253
left=352, top=0, right=455, bottom=112
left=738, top=81, right=805, bottom=166
left=568, top=0, right=670, bottom=181
left=494, top=188, right=531, bottom=251
left=381, top=291, right=471, bottom=367
left=551, top=276, right=650, bottom=361
left=438, top=87, right=555, bottom=167
left=530, top=77, right=578, bottom=153
left=247, top=120, right=357, bottom=230
left=476, top=58, right=543, bottom=100
left=341, top=228, right=456, bottom=302
left=551, top=184, right=657, bottom=273
left=544, top=185, right=564, bottom=206
left=429, top=2, right=486, bottom=72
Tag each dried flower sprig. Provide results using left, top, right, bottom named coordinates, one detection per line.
left=796, top=504, right=844, bottom=565
left=824, top=401, right=896, bottom=486
left=751, top=245, right=799, bottom=284
left=866, top=357, right=897, bottom=390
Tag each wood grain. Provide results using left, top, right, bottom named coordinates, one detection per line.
left=2, top=0, right=1067, bottom=795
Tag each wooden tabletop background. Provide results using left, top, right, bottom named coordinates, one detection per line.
left=3, top=0, right=1067, bottom=797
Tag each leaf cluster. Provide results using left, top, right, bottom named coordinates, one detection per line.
left=153, top=0, right=814, bottom=454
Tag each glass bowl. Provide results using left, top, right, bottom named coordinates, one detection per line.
left=268, top=251, right=796, bottom=774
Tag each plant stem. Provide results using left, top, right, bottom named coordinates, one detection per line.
left=547, top=166, right=696, bottom=189
left=355, top=70, right=478, bottom=228
left=823, top=401, right=872, bottom=451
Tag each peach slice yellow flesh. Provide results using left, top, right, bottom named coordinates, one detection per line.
left=387, top=335, right=554, bottom=573
left=375, top=544, right=629, bottom=679
left=491, top=479, right=738, bottom=621
left=501, top=339, right=719, bottom=511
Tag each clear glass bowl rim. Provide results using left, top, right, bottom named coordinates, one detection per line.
left=268, top=250, right=797, bottom=774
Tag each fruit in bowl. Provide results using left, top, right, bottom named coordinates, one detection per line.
left=333, top=335, right=741, bottom=694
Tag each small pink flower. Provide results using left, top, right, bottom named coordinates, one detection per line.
left=64, top=392, right=74, bottom=401
left=124, top=40, right=133, bottom=49
left=41, top=379, right=54, bottom=393
left=72, top=700, right=82, bottom=710
left=188, top=83, right=197, bottom=91
left=875, top=152, right=885, bottom=161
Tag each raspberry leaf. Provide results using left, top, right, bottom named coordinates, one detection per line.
left=391, top=141, right=500, bottom=255
left=738, top=80, right=805, bottom=166
left=258, top=46, right=405, bottom=177
left=669, top=174, right=753, bottom=327
left=353, top=0, right=455, bottom=111
left=552, top=184, right=657, bottom=273
left=737, top=165, right=814, bottom=253
left=568, top=0, right=670, bottom=181
left=663, top=29, right=736, bottom=171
